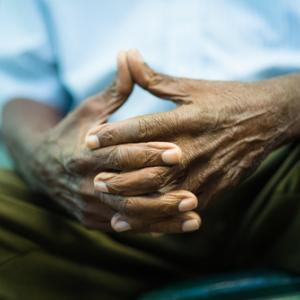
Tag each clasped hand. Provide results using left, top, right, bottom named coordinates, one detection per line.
left=40, top=50, right=288, bottom=234
left=86, top=50, right=288, bottom=233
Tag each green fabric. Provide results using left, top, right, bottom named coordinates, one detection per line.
left=1, top=143, right=300, bottom=299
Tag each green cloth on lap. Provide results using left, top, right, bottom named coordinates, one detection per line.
left=1, top=143, right=300, bottom=299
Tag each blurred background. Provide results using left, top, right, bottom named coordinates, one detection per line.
left=0, top=0, right=300, bottom=169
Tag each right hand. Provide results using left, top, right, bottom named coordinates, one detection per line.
left=30, top=52, right=200, bottom=233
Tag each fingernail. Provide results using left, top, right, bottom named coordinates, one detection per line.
left=117, top=51, right=126, bottom=67
left=86, top=135, right=99, bottom=149
left=95, top=172, right=114, bottom=180
left=178, top=198, right=197, bottom=212
left=111, top=213, right=121, bottom=227
left=182, top=219, right=200, bottom=232
left=114, top=221, right=131, bottom=232
left=94, top=181, right=108, bottom=192
left=161, top=148, right=182, bottom=164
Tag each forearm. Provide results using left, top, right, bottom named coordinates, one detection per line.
left=2, top=99, right=63, bottom=188
left=261, top=73, right=300, bottom=144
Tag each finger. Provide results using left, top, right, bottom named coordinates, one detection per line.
left=111, top=211, right=201, bottom=233
left=98, top=190, right=198, bottom=218
left=94, top=167, right=172, bottom=196
left=74, top=195, right=116, bottom=221
left=81, top=51, right=133, bottom=131
left=85, top=106, right=187, bottom=149
left=100, top=50, right=134, bottom=115
left=127, top=49, right=189, bottom=103
left=77, top=176, right=116, bottom=219
left=116, top=50, right=134, bottom=97
left=79, top=218, right=113, bottom=231
left=95, top=50, right=133, bottom=111
left=62, top=193, right=113, bottom=230
left=89, top=142, right=182, bottom=170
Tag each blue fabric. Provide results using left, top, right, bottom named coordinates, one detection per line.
left=0, top=0, right=300, bottom=122
left=141, top=271, right=300, bottom=300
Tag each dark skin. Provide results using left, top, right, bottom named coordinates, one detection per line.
left=86, top=49, right=300, bottom=232
left=4, top=49, right=300, bottom=234
left=2, top=52, right=200, bottom=234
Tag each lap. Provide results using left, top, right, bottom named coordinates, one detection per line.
left=0, top=171, right=196, bottom=299
left=1, top=143, right=300, bottom=299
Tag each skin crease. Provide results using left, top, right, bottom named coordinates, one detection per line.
left=87, top=49, right=300, bottom=232
left=2, top=52, right=201, bottom=234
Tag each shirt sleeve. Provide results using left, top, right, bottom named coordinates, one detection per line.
left=0, top=0, right=69, bottom=118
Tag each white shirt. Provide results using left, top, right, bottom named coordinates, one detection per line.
left=0, top=0, right=300, bottom=123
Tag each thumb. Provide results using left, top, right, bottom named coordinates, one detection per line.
left=126, top=49, right=189, bottom=104
left=76, top=51, right=134, bottom=122
left=103, top=50, right=134, bottom=115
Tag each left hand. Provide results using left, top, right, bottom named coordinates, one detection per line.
left=86, top=49, right=292, bottom=210
left=26, top=51, right=200, bottom=234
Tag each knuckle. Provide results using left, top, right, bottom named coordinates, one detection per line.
left=108, top=82, right=119, bottom=98
left=147, top=72, right=160, bottom=89
left=138, top=118, right=150, bottom=140
left=149, top=168, right=168, bottom=188
left=76, top=99, right=96, bottom=117
left=122, top=197, right=138, bottom=215
left=63, top=151, right=90, bottom=174
left=137, top=114, right=174, bottom=140
left=108, top=145, right=159, bottom=170
left=142, top=145, right=160, bottom=166
left=156, top=198, right=177, bottom=215
left=63, top=155, right=81, bottom=173
left=160, top=192, right=179, bottom=205
left=106, top=147, right=123, bottom=170
left=78, top=213, right=92, bottom=228
left=100, top=193, right=124, bottom=210
left=97, top=192, right=108, bottom=205
left=96, top=124, right=116, bottom=144
left=118, top=197, right=129, bottom=212
left=154, top=112, right=179, bottom=136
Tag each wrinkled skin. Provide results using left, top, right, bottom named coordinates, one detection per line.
left=25, top=52, right=200, bottom=233
left=87, top=50, right=296, bottom=228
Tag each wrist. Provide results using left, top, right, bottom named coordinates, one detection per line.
left=2, top=99, right=63, bottom=192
